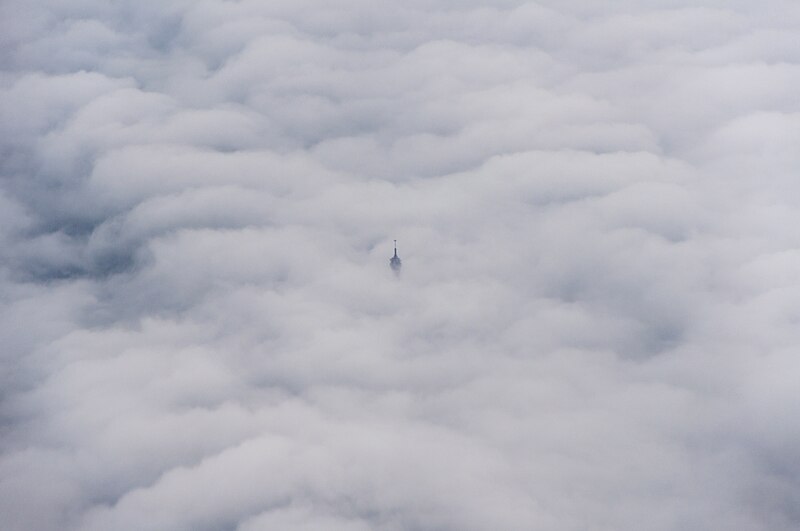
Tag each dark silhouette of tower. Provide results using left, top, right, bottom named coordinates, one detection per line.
left=390, top=240, right=402, bottom=274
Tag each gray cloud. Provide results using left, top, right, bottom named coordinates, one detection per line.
left=2, top=1, right=800, bottom=530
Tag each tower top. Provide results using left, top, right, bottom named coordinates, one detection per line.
left=390, top=240, right=402, bottom=273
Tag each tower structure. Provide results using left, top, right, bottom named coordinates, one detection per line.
left=390, top=240, right=402, bottom=273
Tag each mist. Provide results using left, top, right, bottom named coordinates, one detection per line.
left=2, top=1, right=800, bottom=530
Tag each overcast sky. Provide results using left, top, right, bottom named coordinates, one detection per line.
left=2, top=1, right=800, bottom=530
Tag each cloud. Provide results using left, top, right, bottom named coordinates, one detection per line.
left=2, top=1, right=800, bottom=530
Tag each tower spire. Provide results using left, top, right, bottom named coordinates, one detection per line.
left=390, top=239, right=402, bottom=273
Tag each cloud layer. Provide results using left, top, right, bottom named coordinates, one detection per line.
left=2, top=1, right=800, bottom=530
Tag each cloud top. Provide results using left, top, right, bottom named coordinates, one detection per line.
left=2, top=1, right=800, bottom=530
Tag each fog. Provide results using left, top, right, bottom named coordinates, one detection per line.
left=2, top=1, right=800, bottom=530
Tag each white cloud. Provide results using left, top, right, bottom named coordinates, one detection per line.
left=2, top=1, right=800, bottom=530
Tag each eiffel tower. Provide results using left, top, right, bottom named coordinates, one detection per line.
left=389, top=240, right=402, bottom=274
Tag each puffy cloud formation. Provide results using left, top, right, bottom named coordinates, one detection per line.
left=2, top=1, right=800, bottom=530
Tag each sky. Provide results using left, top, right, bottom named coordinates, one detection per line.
left=2, top=1, right=800, bottom=530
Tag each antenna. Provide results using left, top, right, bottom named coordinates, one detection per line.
left=390, top=239, right=402, bottom=273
